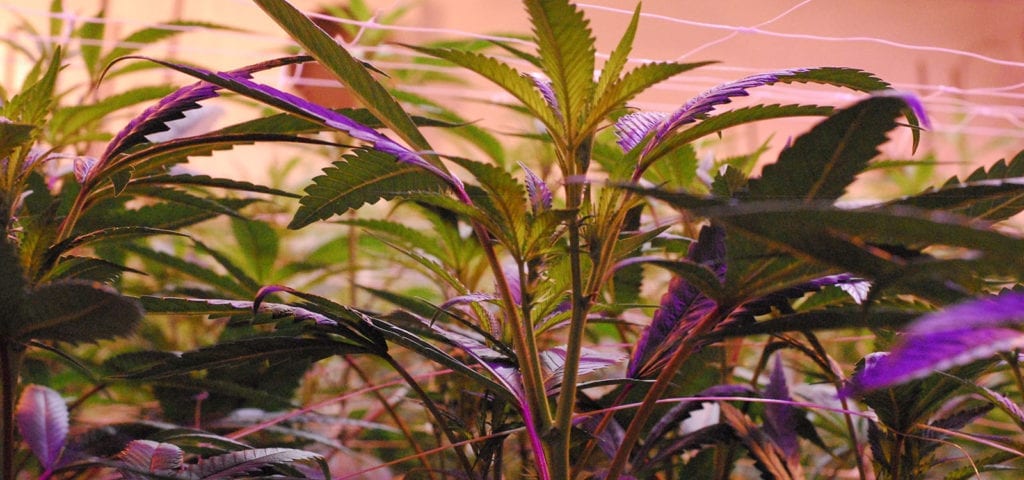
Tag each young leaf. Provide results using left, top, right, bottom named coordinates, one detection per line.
left=747, top=95, right=907, bottom=202
left=196, top=447, right=327, bottom=479
left=524, top=0, right=596, bottom=131
left=15, top=385, right=67, bottom=472
left=116, top=440, right=185, bottom=480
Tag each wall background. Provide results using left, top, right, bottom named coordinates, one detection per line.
left=2, top=0, right=1023, bottom=197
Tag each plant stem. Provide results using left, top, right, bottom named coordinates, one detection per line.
left=604, top=306, right=726, bottom=480
left=383, top=354, right=475, bottom=477
left=1, top=340, right=24, bottom=480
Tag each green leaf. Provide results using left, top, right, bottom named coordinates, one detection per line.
left=76, top=8, right=106, bottom=77
left=747, top=96, right=906, bottom=202
left=5, top=47, right=62, bottom=126
left=124, top=243, right=250, bottom=298
left=289, top=149, right=446, bottom=229
left=230, top=218, right=279, bottom=282
left=391, top=90, right=506, bottom=165
left=587, top=61, right=713, bottom=135
left=339, top=218, right=448, bottom=265
left=120, top=337, right=364, bottom=380
left=891, top=151, right=1024, bottom=221
left=49, top=85, right=176, bottom=143
left=98, top=21, right=239, bottom=72
left=0, top=122, right=35, bottom=162
left=17, top=280, right=142, bottom=343
left=130, top=174, right=297, bottom=198
left=367, top=317, right=517, bottom=403
left=524, top=0, right=596, bottom=132
left=97, top=132, right=339, bottom=192
left=594, top=4, right=640, bottom=99
left=407, top=45, right=560, bottom=138
left=447, top=156, right=527, bottom=247
left=75, top=197, right=259, bottom=233
left=252, top=0, right=433, bottom=154
left=701, top=202, right=1024, bottom=281
left=893, top=178, right=1024, bottom=222
left=45, top=256, right=140, bottom=283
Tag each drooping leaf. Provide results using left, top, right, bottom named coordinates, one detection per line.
left=747, top=95, right=907, bottom=202
left=119, top=336, right=365, bottom=380
left=17, top=280, right=142, bottom=343
left=15, top=384, right=68, bottom=471
left=290, top=149, right=446, bottom=229
left=129, top=174, right=298, bottom=198
left=851, top=292, right=1024, bottom=392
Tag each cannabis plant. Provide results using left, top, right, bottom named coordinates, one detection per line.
left=31, top=0, right=1024, bottom=478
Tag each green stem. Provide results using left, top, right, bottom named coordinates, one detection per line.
left=2, top=340, right=24, bottom=480
left=472, top=220, right=550, bottom=426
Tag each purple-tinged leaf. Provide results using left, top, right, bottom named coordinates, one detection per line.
left=628, top=224, right=725, bottom=378
left=981, top=385, right=1024, bottom=428
left=100, top=79, right=221, bottom=164
left=15, top=385, right=68, bottom=472
left=763, top=355, right=799, bottom=460
left=212, top=71, right=470, bottom=203
left=852, top=328, right=1024, bottom=393
left=72, top=156, right=97, bottom=184
left=623, top=69, right=807, bottom=155
left=197, top=447, right=325, bottom=479
left=100, top=56, right=313, bottom=165
left=614, top=111, right=666, bottom=152
left=116, top=440, right=184, bottom=480
left=438, top=293, right=500, bottom=312
left=519, top=162, right=552, bottom=213
left=539, top=346, right=624, bottom=393
left=906, top=291, right=1024, bottom=335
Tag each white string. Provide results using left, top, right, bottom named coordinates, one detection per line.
left=1, top=0, right=1021, bottom=145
